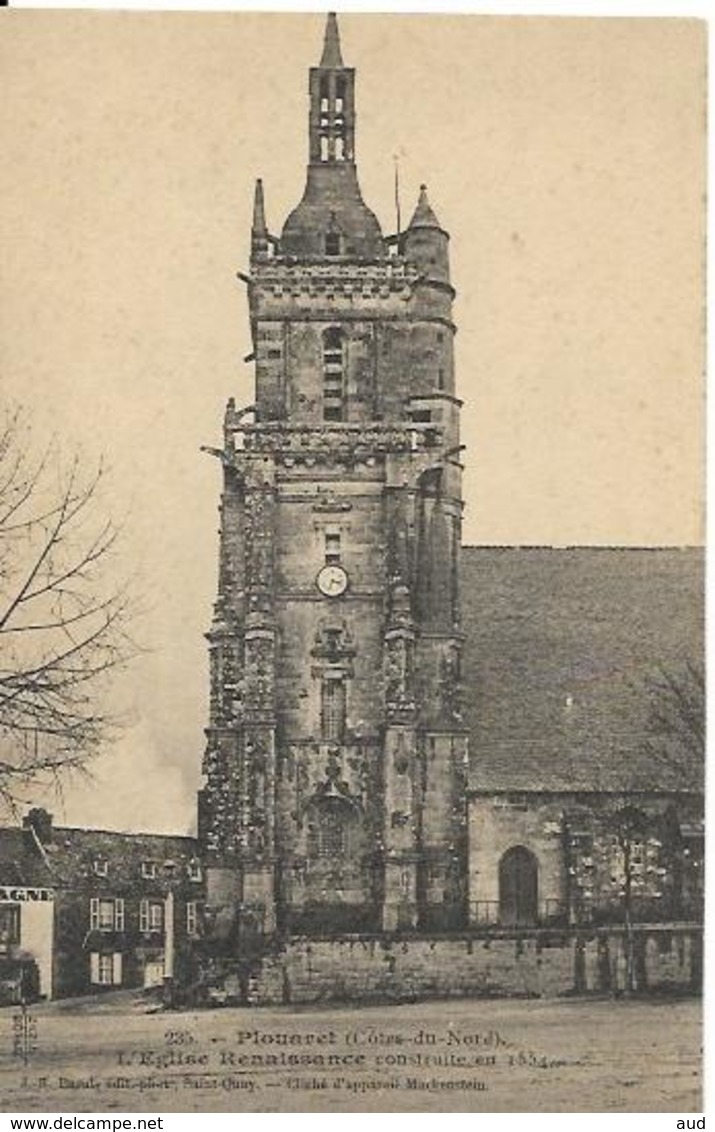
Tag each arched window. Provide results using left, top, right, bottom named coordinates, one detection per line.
left=308, top=801, right=348, bottom=858
left=305, top=797, right=366, bottom=871
left=321, top=676, right=346, bottom=742
left=335, top=77, right=346, bottom=114
left=322, top=327, right=345, bottom=421
left=498, top=846, right=538, bottom=926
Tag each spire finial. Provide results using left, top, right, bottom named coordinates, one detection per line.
left=320, top=12, right=344, bottom=68
left=252, top=178, right=267, bottom=236
left=251, top=178, right=269, bottom=258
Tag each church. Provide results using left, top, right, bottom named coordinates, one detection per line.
left=196, top=12, right=703, bottom=994
left=0, top=14, right=703, bottom=1004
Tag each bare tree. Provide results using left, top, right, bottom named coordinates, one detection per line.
left=605, top=661, right=705, bottom=993
left=0, top=408, right=134, bottom=810
left=643, top=661, right=705, bottom=782
left=610, top=803, right=651, bottom=994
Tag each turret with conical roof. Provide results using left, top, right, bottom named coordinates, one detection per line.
left=409, top=183, right=442, bottom=230
left=401, top=183, right=451, bottom=288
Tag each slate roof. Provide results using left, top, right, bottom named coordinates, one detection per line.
left=461, top=547, right=704, bottom=795
left=35, top=826, right=199, bottom=887
left=0, top=828, right=54, bottom=887
left=0, top=818, right=199, bottom=889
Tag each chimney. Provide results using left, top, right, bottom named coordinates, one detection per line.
left=23, top=808, right=54, bottom=844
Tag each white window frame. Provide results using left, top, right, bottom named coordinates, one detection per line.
left=140, top=898, right=163, bottom=934
left=98, top=953, right=114, bottom=985
left=91, top=952, right=122, bottom=986
left=93, top=860, right=108, bottom=877
left=141, top=861, right=157, bottom=879
left=187, top=859, right=202, bottom=882
left=98, top=898, right=115, bottom=932
left=149, top=901, right=163, bottom=933
left=90, top=897, right=124, bottom=933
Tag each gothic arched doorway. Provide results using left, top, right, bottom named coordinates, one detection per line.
left=499, top=846, right=539, bottom=926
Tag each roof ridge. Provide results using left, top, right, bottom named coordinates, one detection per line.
left=48, top=825, right=198, bottom=840
left=461, top=544, right=703, bottom=551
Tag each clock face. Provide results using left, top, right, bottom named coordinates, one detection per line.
left=317, top=564, right=348, bottom=597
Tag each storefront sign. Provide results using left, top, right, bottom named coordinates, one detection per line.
left=0, top=887, right=54, bottom=902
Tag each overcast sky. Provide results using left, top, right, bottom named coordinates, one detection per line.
left=0, top=12, right=705, bottom=832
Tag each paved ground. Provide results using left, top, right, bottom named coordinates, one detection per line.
left=0, top=993, right=702, bottom=1113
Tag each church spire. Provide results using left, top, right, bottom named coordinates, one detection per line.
left=320, top=12, right=344, bottom=68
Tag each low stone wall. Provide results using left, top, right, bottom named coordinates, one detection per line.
left=212, top=925, right=701, bottom=1006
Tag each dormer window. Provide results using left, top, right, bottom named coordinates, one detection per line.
left=141, top=861, right=157, bottom=880
left=187, top=859, right=202, bottom=882
left=325, top=231, right=341, bottom=256
left=93, top=860, right=108, bottom=878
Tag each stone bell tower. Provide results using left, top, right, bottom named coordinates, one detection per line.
left=198, top=13, right=468, bottom=939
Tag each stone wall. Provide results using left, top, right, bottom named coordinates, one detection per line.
left=468, top=793, right=705, bottom=926
left=209, top=927, right=701, bottom=1006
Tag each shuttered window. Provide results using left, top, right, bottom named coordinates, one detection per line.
left=322, top=328, right=345, bottom=422
left=90, top=952, right=122, bottom=986
left=140, top=899, right=163, bottom=933
left=90, top=897, right=123, bottom=932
